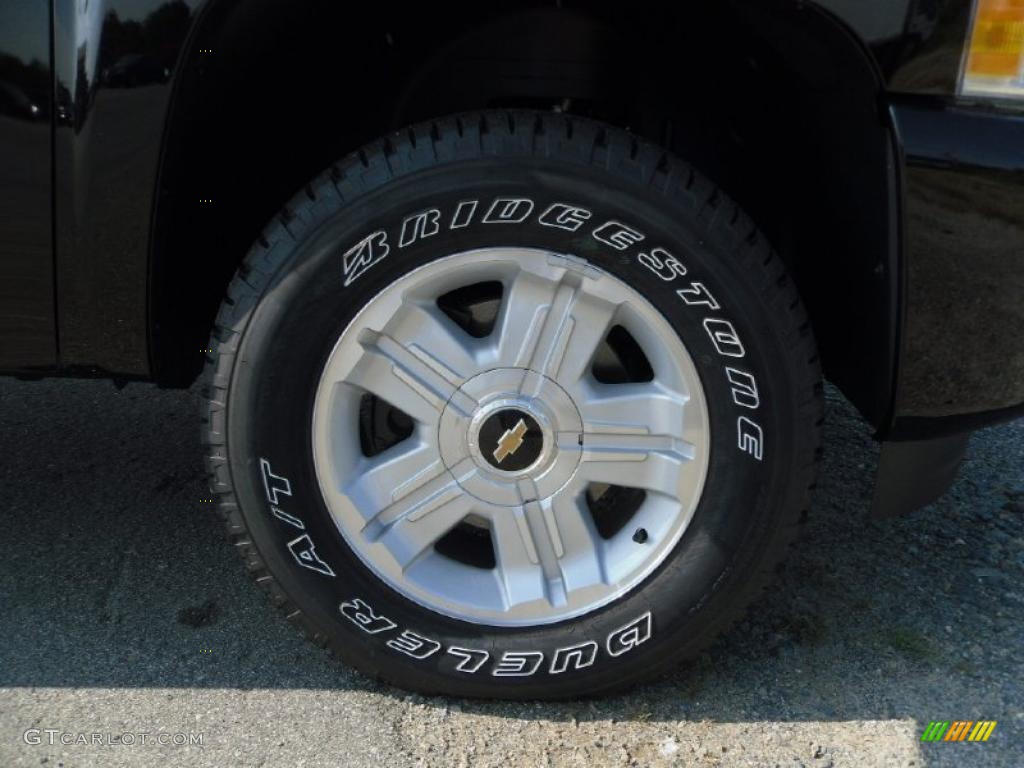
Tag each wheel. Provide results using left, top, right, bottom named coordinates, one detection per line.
left=202, top=110, right=822, bottom=698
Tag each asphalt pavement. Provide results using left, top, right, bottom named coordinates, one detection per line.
left=0, top=377, right=1021, bottom=767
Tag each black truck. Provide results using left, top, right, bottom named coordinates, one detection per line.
left=2, top=0, right=1022, bottom=698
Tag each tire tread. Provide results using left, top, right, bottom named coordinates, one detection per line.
left=200, top=109, right=823, bottom=698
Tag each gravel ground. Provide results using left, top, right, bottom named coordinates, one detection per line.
left=0, top=377, right=1020, bottom=767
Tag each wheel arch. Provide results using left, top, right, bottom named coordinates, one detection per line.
left=150, top=0, right=900, bottom=432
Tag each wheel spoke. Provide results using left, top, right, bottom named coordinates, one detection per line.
left=493, top=268, right=554, bottom=369
left=488, top=480, right=608, bottom=608
left=341, top=439, right=445, bottom=522
left=375, top=492, right=476, bottom=572
left=578, top=431, right=696, bottom=499
left=382, top=300, right=482, bottom=388
left=364, top=460, right=478, bottom=571
left=546, top=490, right=608, bottom=593
left=582, top=431, right=695, bottom=462
left=366, top=460, right=473, bottom=530
left=577, top=381, right=689, bottom=438
left=489, top=502, right=555, bottom=609
left=495, top=267, right=618, bottom=387
left=574, top=379, right=700, bottom=500
left=345, top=327, right=474, bottom=425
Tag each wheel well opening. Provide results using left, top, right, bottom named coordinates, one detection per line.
left=152, top=0, right=895, bottom=429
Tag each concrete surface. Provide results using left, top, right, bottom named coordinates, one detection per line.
left=0, top=378, right=1021, bottom=767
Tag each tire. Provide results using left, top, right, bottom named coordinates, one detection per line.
left=202, top=110, right=822, bottom=699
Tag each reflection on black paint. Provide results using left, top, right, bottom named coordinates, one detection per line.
left=61, top=1, right=191, bottom=128
left=104, top=54, right=170, bottom=87
left=887, top=0, right=971, bottom=94
left=0, top=3, right=57, bottom=369
left=892, top=102, right=1024, bottom=431
left=53, top=0, right=200, bottom=375
left=817, top=0, right=971, bottom=95
left=0, top=57, right=48, bottom=121
left=98, top=1, right=190, bottom=87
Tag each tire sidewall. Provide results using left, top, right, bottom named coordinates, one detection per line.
left=226, top=157, right=801, bottom=697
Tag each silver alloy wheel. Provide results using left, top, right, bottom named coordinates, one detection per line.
left=312, top=248, right=709, bottom=626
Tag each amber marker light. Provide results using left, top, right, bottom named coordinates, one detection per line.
left=961, top=0, right=1024, bottom=98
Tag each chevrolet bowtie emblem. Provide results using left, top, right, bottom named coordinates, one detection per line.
left=492, top=418, right=529, bottom=464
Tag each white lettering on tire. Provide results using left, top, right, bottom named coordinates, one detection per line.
left=342, top=230, right=390, bottom=287
left=399, top=208, right=441, bottom=247
left=339, top=597, right=398, bottom=635
left=592, top=220, right=644, bottom=250
left=538, top=203, right=591, bottom=232
left=737, top=416, right=764, bottom=461
left=492, top=651, right=545, bottom=677
left=387, top=630, right=442, bottom=659
left=606, top=612, right=652, bottom=657
left=337, top=597, right=656, bottom=677
left=260, top=459, right=305, bottom=530
left=446, top=647, right=490, bottom=673
left=259, top=458, right=293, bottom=505
left=287, top=534, right=336, bottom=577
left=676, top=281, right=720, bottom=310
left=449, top=200, right=478, bottom=228
left=482, top=197, right=534, bottom=224
left=638, top=247, right=687, bottom=281
left=725, top=367, right=760, bottom=409
left=270, top=506, right=304, bottom=530
left=549, top=641, right=598, bottom=673
left=338, top=195, right=768, bottom=464
left=703, top=318, right=745, bottom=358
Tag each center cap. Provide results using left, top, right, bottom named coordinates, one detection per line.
left=438, top=368, right=584, bottom=507
left=480, top=410, right=543, bottom=471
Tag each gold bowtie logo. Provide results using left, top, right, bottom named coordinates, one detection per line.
left=493, top=418, right=528, bottom=464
